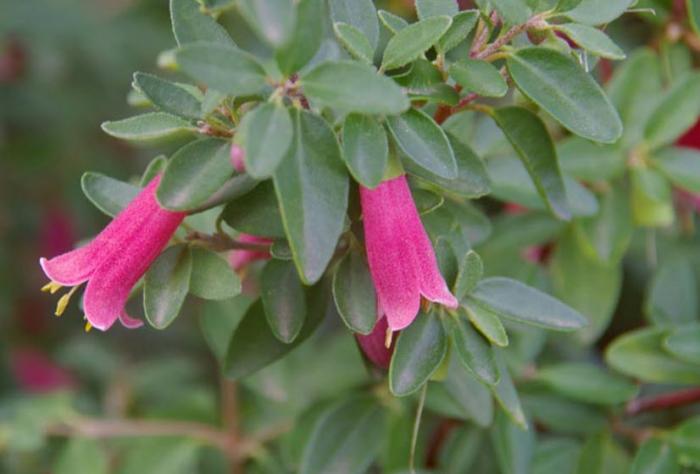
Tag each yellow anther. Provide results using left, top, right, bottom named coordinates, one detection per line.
left=385, top=327, right=394, bottom=349
left=84, top=322, right=92, bottom=332
left=41, top=282, right=62, bottom=294
left=54, top=286, right=78, bottom=317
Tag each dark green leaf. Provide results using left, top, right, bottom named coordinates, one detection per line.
left=200, top=296, right=252, bottom=361
left=81, top=172, right=139, bottom=218
left=575, top=433, right=631, bottom=474
left=562, top=0, right=635, bottom=25
left=506, top=47, right=622, bottom=143
left=157, top=138, right=233, bottom=211
left=144, top=244, right=192, bottom=329
left=630, top=438, right=680, bottom=474
left=389, top=311, right=448, bottom=396
left=275, top=0, right=323, bottom=74
left=532, top=438, right=581, bottom=474
left=378, top=10, right=409, bottom=34
left=437, top=10, right=478, bottom=53
left=133, top=72, right=201, bottom=120
left=332, top=251, right=377, bottom=334
left=300, top=397, right=386, bottom=474
left=416, top=0, right=459, bottom=18
left=652, top=147, right=700, bottom=193
left=273, top=109, right=349, bottom=284
left=54, top=439, right=108, bottom=474
left=644, top=73, right=700, bottom=150
left=341, top=114, right=389, bottom=188
left=689, top=0, right=700, bottom=35
left=170, top=0, right=234, bottom=45
left=664, top=324, right=700, bottom=364
left=333, top=22, right=374, bottom=63
left=463, top=299, right=509, bottom=347
left=554, top=24, right=625, bottom=59
left=470, top=277, right=588, bottom=331
left=606, top=327, right=700, bottom=385
left=236, top=102, right=293, bottom=178
left=221, top=181, right=286, bottom=238
left=101, top=113, right=195, bottom=143
left=261, top=259, right=307, bottom=343
left=189, top=247, right=241, bottom=300
left=646, top=260, right=697, bottom=325
left=381, top=16, right=452, bottom=70
left=301, top=61, right=410, bottom=115
left=630, top=167, right=674, bottom=227
left=329, top=0, right=380, bottom=48
left=453, top=250, right=483, bottom=299
left=491, top=410, right=534, bottom=474
left=492, top=0, right=531, bottom=24
left=387, top=108, right=457, bottom=179
left=449, top=59, right=507, bottom=97
left=672, top=417, right=700, bottom=467
left=491, top=352, right=527, bottom=428
left=557, top=137, right=625, bottom=181
left=536, top=363, right=638, bottom=405
left=176, top=43, right=267, bottom=96
left=446, top=312, right=499, bottom=385
left=141, top=156, right=169, bottom=186
left=237, top=0, right=296, bottom=48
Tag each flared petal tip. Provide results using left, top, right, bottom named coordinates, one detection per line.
left=119, top=311, right=144, bottom=329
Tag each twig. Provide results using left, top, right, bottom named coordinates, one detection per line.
left=409, top=384, right=428, bottom=474
left=474, top=13, right=547, bottom=60
left=186, top=231, right=271, bottom=252
left=470, top=11, right=500, bottom=57
left=626, top=387, right=700, bottom=416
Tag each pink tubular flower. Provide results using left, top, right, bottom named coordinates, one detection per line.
left=230, top=143, right=246, bottom=173
left=360, top=175, right=458, bottom=331
left=356, top=317, right=394, bottom=369
left=229, top=233, right=272, bottom=270
left=11, top=348, right=75, bottom=393
left=39, top=176, right=186, bottom=331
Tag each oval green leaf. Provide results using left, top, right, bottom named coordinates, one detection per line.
left=144, top=244, right=192, bottom=329
left=261, top=259, right=307, bottom=343
left=236, top=103, right=293, bottom=179
left=189, top=247, right=241, bottom=300
left=381, top=16, right=452, bottom=70
left=332, top=251, right=377, bottom=334
left=133, top=72, right=202, bottom=120
left=101, top=113, right=196, bottom=143
left=81, top=172, right=140, bottom=218
left=341, top=113, right=389, bottom=188
left=449, top=59, right=507, bottom=97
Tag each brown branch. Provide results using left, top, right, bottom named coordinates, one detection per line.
left=185, top=231, right=272, bottom=252
left=473, top=13, right=547, bottom=60
left=625, top=387, right=700, bottom=416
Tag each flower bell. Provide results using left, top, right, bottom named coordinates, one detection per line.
left=39, top=176, right=186, bottom=331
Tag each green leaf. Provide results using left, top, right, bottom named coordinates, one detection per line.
left=449, top=59, right=507, bottom=97
left=169, top=0, right=234, bottom=45
left=378, top=10, right=409, bottom=34
left=341, top=114, right=389, bottom=188
left=221, top=181, right=286, bottom=237
left=407, top=134, right=490, bottom=198
left=333, top=22, right=374, bottom=63
left=329, top=0, right=380, bottom=49
left=301, top=61, right=410, bottom=115
left=532, top=438, right=582, bottom=474
left=332, top=251, right=377, bottom=334
left=189, top=248, right=241, bottom=300
left=453, top=250, right=483, bottom=299
left=652, top=147, right=700, bottom=193
left=144, top=244, right=193, bottom=329
left=133, top=72, right=201, bottom=120
left=562, top=0, right=635, bottom=25
left=689, top=0, right=700, bottom=35
left=491, top=352, right=527, bottom=429
left=554, top=24, right=625, bottom=59
left=665, top=324, right=700, bottom=364
left=525, top=394, right=606, bottom=436
left=469, top=277, right=588, bottom=331
left=157, top=138, right=232, bottom=211
left=200, top=296, right=252, bottom=361
left=416, top=0, right=459, bottom=18
left=236, top=103, right=293, bottom=179
left=506, top=47, right=622, bottom=143
left=141, top=156, right=169, bottom=186
left=176, top=43, right=267, bottom=97
left=575, top=433, right=631, bottom=474
left=491, top=410, right=535, bottom=474
left=672, top=417, right=700, bottom=467
left=389, top=311, right=448, bottom=396
left=646, top=260, right=697, bottom=325
left=437, top=10, right=479, bottom=53
left=224, top=283, right=328, bottom=379
left=490, top=0, right=532, bottom=24
left=381, top=16, right=452, bottom=71
left=261, top=259, right=307, bottom=343
left=558, top=137, right=625, bottom=181
left=118, top=439, right=200, bottom=474
left=446, top=312, right=500, bottom=385
left=494, top=106, right=570, bottom=220
left=101, top=113, right=195, bottom=143
left=630, top=167, right=674, bottom=227
left=275, top=0, right=323, bottom=74
left=536, top=363, right=638, bottom=405
left=387, top=108, right=457, bottom=179
left=237, top=0, right=296, bottom=48
left=81, top=172, right=139, bottom=218
left=300, top=397, right=386, bottom=474
left=54, top=439, right=108, bottom=474
left=606, top=327, right=700, bottom=385
left=644, top=73, right=700, bottom=150
left=273, top=110, right=349, bottom=284
left=630, top=439, right=680, bottom=474
left=463, top=299, right=509, bottom=347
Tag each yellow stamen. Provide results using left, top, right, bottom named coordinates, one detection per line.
left=41, top=282, right=62, bottom=294
left=385, top=327, right=394, bottom=349
left=54, top=286, right=78, bottom=317
left=84, top=322, right=92, bottom=332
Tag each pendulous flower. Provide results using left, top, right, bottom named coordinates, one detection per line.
left=39, top=176, right=186, bottom=331
left=360, top=175, right=458, bottom=332
left=229, top=233, right=272, bottom=270
left=356, top=317, right=394, bottom=369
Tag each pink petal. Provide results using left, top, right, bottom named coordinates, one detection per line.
left=230, top=144, right=246, bottom=173
left=119, top=311, right=144, bottom=329
left=39, top=178, right=163, bottom=286
left=356, top=316, right=394, bottom=369
left=83, top=179, right=185, bottom=331
left=360, top=177, right=421, bottom=331
left=228, top=234, right=272, bottom=270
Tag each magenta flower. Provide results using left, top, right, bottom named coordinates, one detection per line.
left=230, top=143, right=246, bottom=173
left=356, top=317, right=394, bottom=369
left=39, top=176, right=186, bottom=331
left=11, top=348, right=75, bottom=393
left=360, top=175, right=458, bottom=331
left=229, top=233, right=272, bottom=270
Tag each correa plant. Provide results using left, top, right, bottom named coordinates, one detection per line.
left=8, top=0, right=700, bottom=472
